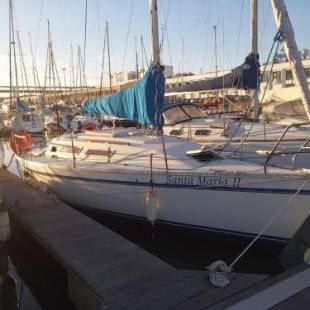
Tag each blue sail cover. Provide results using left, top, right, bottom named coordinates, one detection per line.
left=166, top=53, right=260, bottom=93
left=83, top=65, right=165, bottom=129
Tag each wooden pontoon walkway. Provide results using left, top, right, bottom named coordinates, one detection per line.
left=2, top=168, right=308, bottom=309
left=0, top=168, right=266, bottom=309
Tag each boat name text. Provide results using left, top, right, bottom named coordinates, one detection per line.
left=166, top=175, right=241, bottom=188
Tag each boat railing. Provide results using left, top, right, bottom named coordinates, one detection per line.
left=263, top=122, right=310, bottom=174
left=291, top=137, right=310, bottom=169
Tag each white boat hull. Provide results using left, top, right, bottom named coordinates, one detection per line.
left=7, top=116, right=44, bottom=134
left=21, top=158, right=310, bottom=244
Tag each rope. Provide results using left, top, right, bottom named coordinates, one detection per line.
left=83, top=0, right=88, bottom=66
left=229, top=178, right=309, bottom=269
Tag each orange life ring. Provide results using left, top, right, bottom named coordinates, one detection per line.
left=8, top=130, right=32, bottom=154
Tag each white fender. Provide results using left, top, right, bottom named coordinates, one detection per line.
left=145, top=189, right=159, bottom=225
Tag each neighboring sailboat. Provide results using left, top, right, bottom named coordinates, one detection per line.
left=162, top=102, right=310, bottom=168
left=9, top=0, right=310, bottom=246
left=5, top=0, right=44, bottom=135
left=164, top=0, right=310, bottom=169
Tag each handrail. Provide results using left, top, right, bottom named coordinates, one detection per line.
left=263, top=122, right=310, bottom=174
left=291, top=137, right=310, bottom=168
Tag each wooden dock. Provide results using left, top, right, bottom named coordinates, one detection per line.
left=1, top=168, right=309, bottom=309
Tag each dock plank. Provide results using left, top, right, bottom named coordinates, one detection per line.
left=1, top=168, right=266, bottom=309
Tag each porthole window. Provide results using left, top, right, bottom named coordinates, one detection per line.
left=194, top=129, right=211, bottom=136
left=170, top=129, right=183, bottom=136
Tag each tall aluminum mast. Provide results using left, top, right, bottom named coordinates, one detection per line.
left=150, top=0, right=160, bottom=65
left=271, top=0, right=310, bottom=121
left=250, top=0, right=259, bottom=118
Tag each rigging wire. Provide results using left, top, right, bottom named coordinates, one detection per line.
left=215, top=31, right=282, bottom=158
left=164, top=28, right=173, bottom=68
left=201, top=4, right=214, bottom=73
left=229, top=178, right=309, bottom=269
left=35, top=0, right=44, bottom=57
left=259, top=0, right=271, bottom=63
left=121, top=0, right=135, bottom=73
left=234, top=0, right=245, bottom=65
left=96, top=0, right=103, bottom=41
left=240, top=36, right=282, bottom=144
left=186, top=0, right=206, bottom=71
left=83, top=0, right=88, bottom=65
left=99, top=26, right=108, bottom=95
left=16, top=31, right=30, bottom=101
left=140, top=37, right=149, bottom=70
left=159, top=0, right=171, bottom=61
left=28, top=33, right=43, bottom=112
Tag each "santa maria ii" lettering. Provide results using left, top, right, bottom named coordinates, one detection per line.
left=166, top=175, right=241, bottom=188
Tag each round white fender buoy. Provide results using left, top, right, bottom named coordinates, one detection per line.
left=304, top=248, right=310, bottom=263
left=145, top=189, right=159, bottom=225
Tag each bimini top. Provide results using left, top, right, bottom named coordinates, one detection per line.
left=82, top=65, right=165, bottom=129
left=163, top=103, right=206, bottom=125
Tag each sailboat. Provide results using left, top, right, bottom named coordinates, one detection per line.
left=5, top=0, right=44, bottom=135
left=163, top=0, right=310, bottom=169
left=9, top=0, right=310, bottom=245
left=162, top=102, right=310, bottom=168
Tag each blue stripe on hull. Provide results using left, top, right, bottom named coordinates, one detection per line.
left=27, top=168, right=310, bottom=195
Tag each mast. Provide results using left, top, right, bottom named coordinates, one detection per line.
left=83, top=0, right=88, bottom=68
left=140, top=35, right=145, bottom=74
left=47, top=21, right=61, bottom=135
left=29, top=33, right=43, bottom=112
left=9, top=0, right=13, bottom=115
left=99, top=28, right=107, bottom=96
left=250, top=0, right=259, bottom=118
left=70, top=43, right=75, bottom=89
left=213, top=25, right=218, bottom=77
left=10, top=2, right=19, bottom=102
left=271, top=0, right=310, bottom=121
left=150, top=0, right=168, bottom=171
left=106, top=22, right=113, bottom=94
left=62, top=67, right=67, bottom=101
left=17, top=31, right=30, bottom=102
left=135, top=36, right=139, bottom=81
left=150, top=0, right=160, bottom=65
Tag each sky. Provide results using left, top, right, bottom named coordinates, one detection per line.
left=0, top=0, right=309, bottom=87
